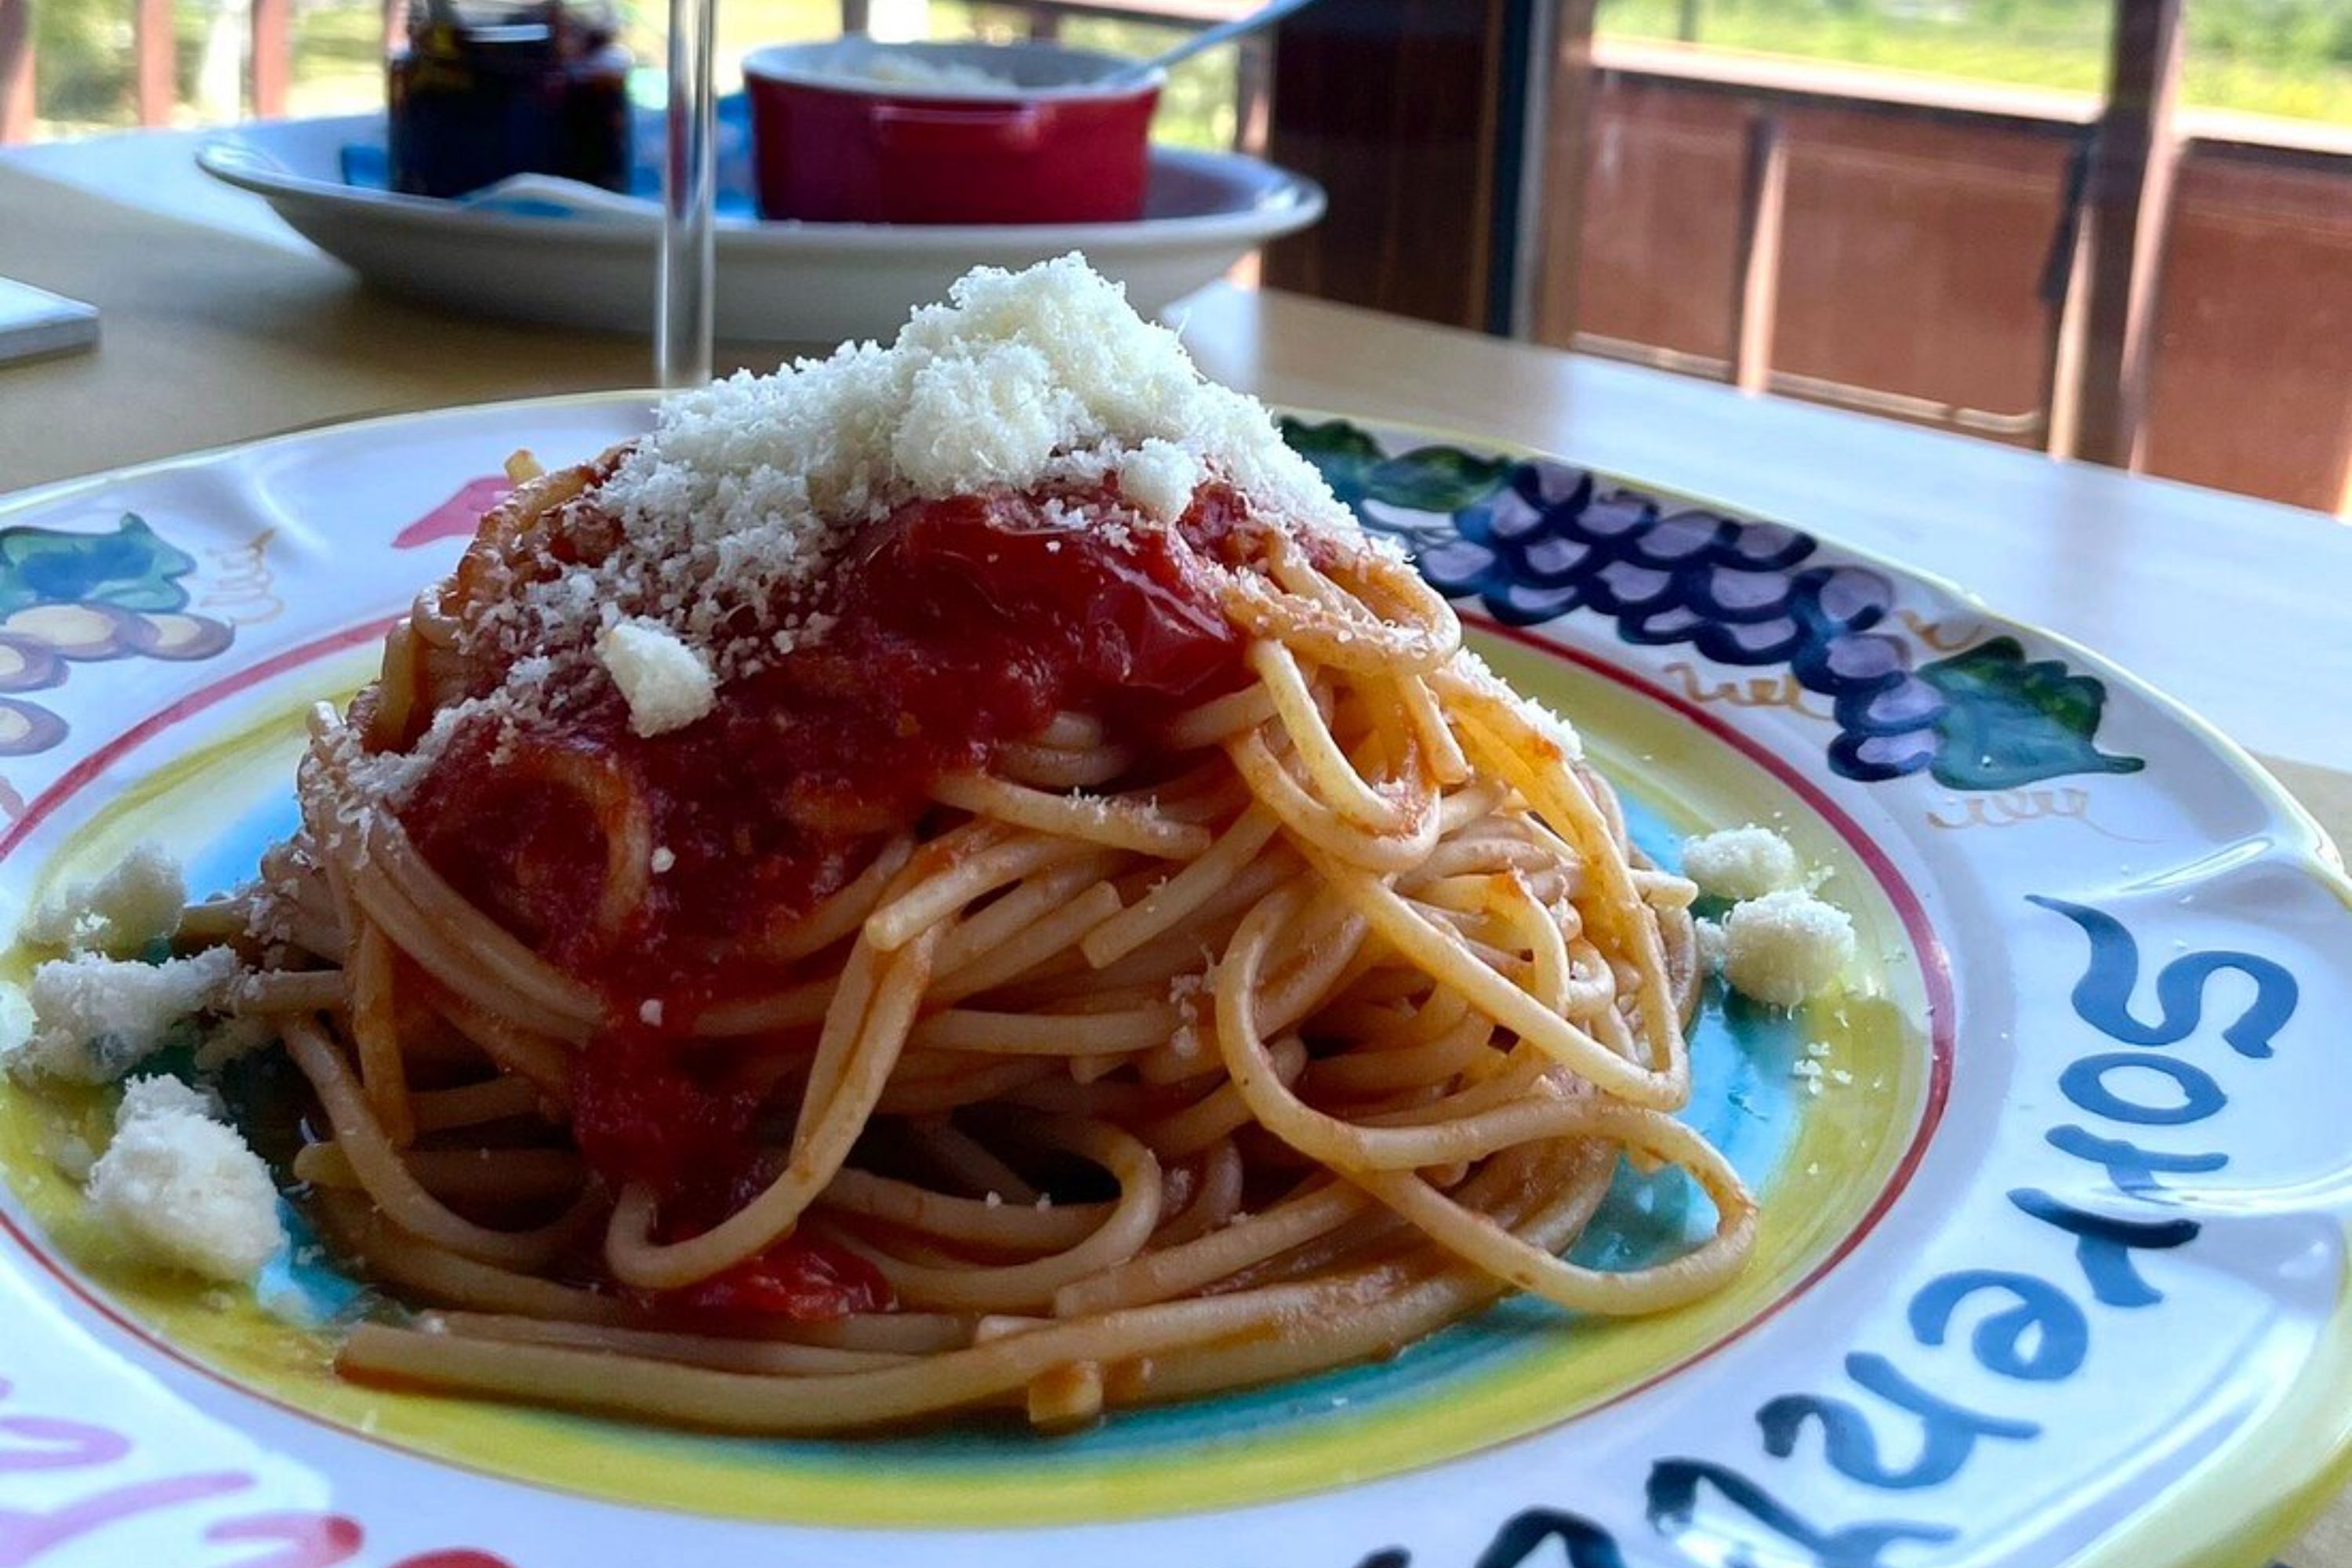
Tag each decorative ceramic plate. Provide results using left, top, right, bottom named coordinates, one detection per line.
left=196, top=116, right=1324, bottom=342
left=0, top=395, right=2346, bottom=1568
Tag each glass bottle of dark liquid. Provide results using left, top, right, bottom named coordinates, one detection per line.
left=387, top=0, right=633, bottom=199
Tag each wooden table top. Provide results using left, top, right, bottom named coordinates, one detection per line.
left=2, top=127, right=2350, bottom=1568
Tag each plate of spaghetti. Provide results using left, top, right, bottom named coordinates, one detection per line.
left=0, top=258, right=2347, bottom=1568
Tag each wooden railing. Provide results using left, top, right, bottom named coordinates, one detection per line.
left=1554, top=42, right=2098, bottom=445
left=1548, top=38, right=2352, bottom=511
left=0, top=0, right=289, bottom=134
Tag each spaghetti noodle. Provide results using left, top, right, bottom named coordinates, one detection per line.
left=181, top=260, right=1755, bottom=1434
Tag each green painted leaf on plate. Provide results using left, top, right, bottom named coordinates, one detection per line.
left=0, top=515, right=200, bottom=617
left=1364, top=448, right=1515, bottom=514
left=1277, top=417, right=1385, bottom=503
left=1922, top=637, right=2147, bottom=790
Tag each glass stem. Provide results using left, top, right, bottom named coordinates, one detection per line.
left=655, top=0, right=717, bottom=388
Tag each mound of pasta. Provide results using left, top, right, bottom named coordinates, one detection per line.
left=82, top=258, right=1757, bottom=1432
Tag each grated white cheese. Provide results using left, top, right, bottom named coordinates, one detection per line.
left=116, top=1072, right=225, bottom=1123
left=1693, top=916, right=1727, bottom=975
left=19, top=842, right=186, bottom=956
left=597, top=619, right=717, bottom=737
left=85, top=1073, right=284, bottom=1283
left=1116, top=439, right=1205, bottom=522
left=1680, top=826, right=1801, bottom=903
left=1719, top=889, right=1856, bottom=1009
left=2, top=949, right=238, bottom=1085
left=355, top=256, right=1374, bottom=799
left=568, top=256, right=1352, bottom=677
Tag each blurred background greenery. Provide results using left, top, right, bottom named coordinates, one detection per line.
left=1601, top=0, right=2352, bottom=122
left=23, top=0, right=2352, bottom=140
left=26, top=0, right=1244, bottom=140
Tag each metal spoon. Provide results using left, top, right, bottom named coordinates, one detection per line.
left=1095, top=0, right=1328, bottom=85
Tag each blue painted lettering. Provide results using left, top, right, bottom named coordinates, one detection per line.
left=1647, top=1459, right=1955, bottom=1567
left=2009, top=1189, right=2198, bottom=1307
left=1759, top=1354, right=2036, bottom=1488
left=2058, top=1053, right=2227, bottom=1127
left=2045, top=1126, right=2227, bottom=1196
left=1470, top=1510, right=1629, bottom=1568
left=2028, top=896, right=2297, bottom=1058
left=1907, top=1271, right=2089, bottom=1381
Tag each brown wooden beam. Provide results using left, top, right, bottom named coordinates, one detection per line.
left=2071, top=0, right=2183, bottom=469
left=135, top=0, right=175, bottom=126
left=251, top=0, right=292, bottom=118
left=1261, top=0, right=1529, bottom=332
left=0, top=0, right=32, bottom=145
left=1589, top=40, right=2096, bottom=138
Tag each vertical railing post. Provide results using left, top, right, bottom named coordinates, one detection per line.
left=0, top=0, right=33, bottom=144
left=136, top=0, right=175, bottom=125
left=1485, top=0, right=1549, bottom=334
left=2071, top=0, right=2183, bottom=469
left=251, top=0, right=292, bottom=117
left=2336, top=412, right=2352, bottom=520
left=1234, top=34, right=1273, bottom=154
left=1530, top=0, right=1599, bottom=343
left=1729, top=108, right=1788, bottom=393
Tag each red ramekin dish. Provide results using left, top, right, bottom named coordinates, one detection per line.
left=743, top=39, right=1164, bottom=226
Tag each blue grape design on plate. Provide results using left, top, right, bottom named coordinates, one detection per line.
left=0, top=514, right=237, bottom=758
left=1279, top=419, right=2143, bottom=792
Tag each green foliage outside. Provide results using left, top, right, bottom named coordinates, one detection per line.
left=1599, top=0, right=2352, bottom=125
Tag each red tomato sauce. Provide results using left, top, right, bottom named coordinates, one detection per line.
left=394, top=480, right=1261, bottom=1262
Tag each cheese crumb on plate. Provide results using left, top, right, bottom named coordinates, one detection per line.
left=1680, top=826, right=1801, bottom=902
left=1719, top=888, right=1856, bottom=1009
left=85, top=1073, right=285, bottom=1283
left=16, top=841, right=185, bottom=955
left=2, top=948, right=238, bottom=1084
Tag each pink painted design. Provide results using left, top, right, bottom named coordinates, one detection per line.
left=203, top=1512, right=365, bottom=1568
left=0, top=1414, right=130, bottom=1472
left=0, top=1472, right=254, bottom=1567
left=0, top=1377, right=517, bottom=1568
left=393, top=479, right=510, bottom=550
